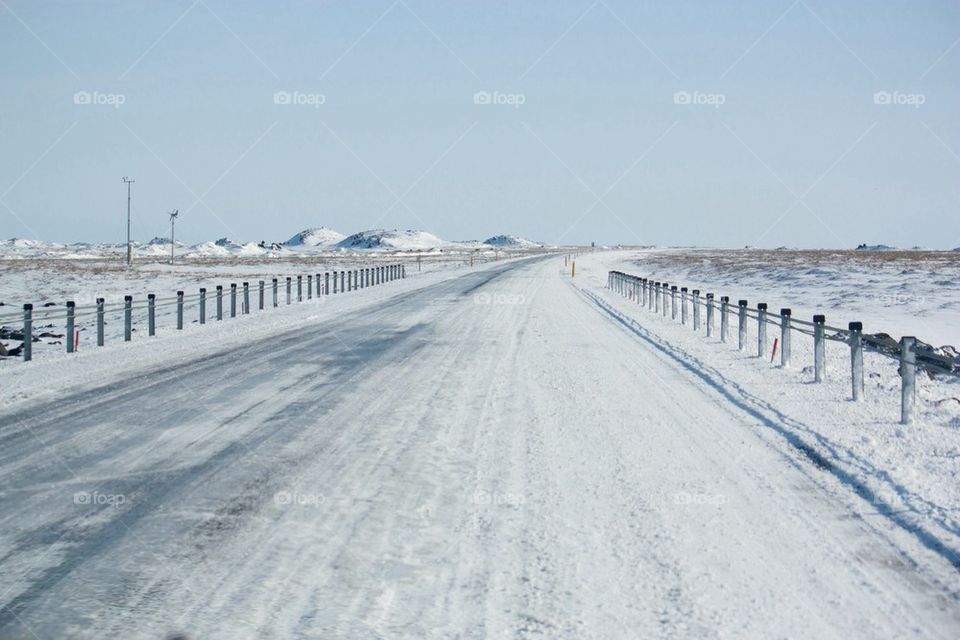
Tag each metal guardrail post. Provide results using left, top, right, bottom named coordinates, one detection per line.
left=738, top=300, right=747, bottom=351
left=124, top=295, right=133, bottom=341
left=286, top=277, right=292, bottom=305
left=259, top=281, right=265, bottom=310
left=97, top=298, right=105, bottom=345
left=900, top=336, right=916, bottom=425
left=22, top=304, right=32, bottom=361
left=333, top=271, right=339, bottom=294
left=706, top=293, right=714, bottom=337
left=243, top=282, right=250, bottom=314
left=177, top=291, right=184, bottom=330
left=308, top=275, right=313, bottom=299
left=148, top=294, right=156, bottom=336
left=230, top=283, right=237, bottom=317
left=849, top=321, right=864, bottom=401
left=324, top=272, right=330, bottom=295
left=671, top=286, right=677, bottom=319
left=297, top=275, right=302, bottom=302
left=662, top=283, right=669, bottom=317
left=66, top=301, right=75, bottom=353
left=692, top=290, right=700, bottom=331
left=720, top=296, right=729, bottom=342
left=199, top=288, right=206, bottom=324
left=272, top=278, right=278, bottom=307
left=681, top=287, right=688, bottom=325
left=216, top=285, right=223, bottom=320
left=341, top=271, right=346, bottom=291
left=780, top=308, right=791, bottom=368
left=757, top=303, right=767, bottom=358
left=813, top=314, right=826, bottom=382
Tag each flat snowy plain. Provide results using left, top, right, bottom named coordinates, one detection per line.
left=0, top=250, right=958, bottom=639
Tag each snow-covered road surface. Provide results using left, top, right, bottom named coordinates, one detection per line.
left=1, top=255, right=957, bottom=639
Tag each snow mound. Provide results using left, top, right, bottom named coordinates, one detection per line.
left=236, top=242, right=269, bottom=257
left=336, top=229, right=446, bottom=251
left=190, top=241, right=231, bottom=257
left=285, top=227, right=345, bottom=248
left=484, top=234, right=542, bottom=248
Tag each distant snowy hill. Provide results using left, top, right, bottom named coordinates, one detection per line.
left=484, top=234, right=542, bottom=248
left=855, top=244, right=897, bottom=251
left=285, top=227, right=345, bottom=248
left=0, top=228, right=552, bottom=259
left=336, top=229, right=446, bottom=251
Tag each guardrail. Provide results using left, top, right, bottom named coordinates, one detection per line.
left=607, top=270, right=959, bottom=425
left=1, top=264, right=406, bottom=363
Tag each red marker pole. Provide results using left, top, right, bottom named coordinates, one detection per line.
left=770, top=337, right=779, bottom=364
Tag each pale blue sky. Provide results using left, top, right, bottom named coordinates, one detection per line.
left=1, top=0, right=958, bottom=248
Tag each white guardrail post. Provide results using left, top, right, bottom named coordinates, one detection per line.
left=900, top=336, right=916, bottom=424
left=813, top=314, right=826, bottom=382
left=671, top=286, right=677, bottom=320
left=692, top=290, right=700, bottom=331
left=757, top=303, right=767, bottom=358
left=22, top=304, right=32, bottom=361
left=780, top=308, right=791, bottom=368
left=849, top=321, right=864, bottom=401
left=97, top=298, right=105, bottom=345
left=124, top=295, right=133, bottom=341
left=148, top=294, right=156, bottom=336
left=66, top=301, right=75, bottom=353
left=737, top=300, right=747, bottom=351
left=720, top=296, right=729, bottom=343
left=680, top=288, right=688, bottom=325
left=705, top=293, right=714, bottom=337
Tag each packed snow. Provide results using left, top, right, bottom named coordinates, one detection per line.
left=0, top=251, right=958, bottom=639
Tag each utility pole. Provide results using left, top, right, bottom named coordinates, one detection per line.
left=168, top=209, right=179, bottom=265
left=122, top=177, right=135, bottom=266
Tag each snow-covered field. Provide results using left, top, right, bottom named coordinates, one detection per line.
left=0, top=249, right=958, bottom=638
left=0, top=232, right=552, bottom=361
left=625, top=247, right=960, bottom=348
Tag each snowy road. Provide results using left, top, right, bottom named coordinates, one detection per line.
left=1, top=255, right=958, bottom=639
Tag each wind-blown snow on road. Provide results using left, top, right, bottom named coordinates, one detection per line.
left=0, top=255, right=957, bottom=639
